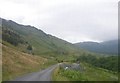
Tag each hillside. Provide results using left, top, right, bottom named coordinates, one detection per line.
left=2, top=42, right=58, bottom=81
left=75, top=40, right=118, bottom=55
left=2, top=18, right=85, bottom=57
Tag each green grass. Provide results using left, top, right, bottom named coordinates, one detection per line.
left=53, top=62, right=118, bottom=81
left=80, top=63, right=118, bottom=81
left=52, top=66, right=70, bottom=81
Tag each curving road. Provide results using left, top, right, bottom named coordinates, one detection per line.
left=13, top=64, right=58, bottom=81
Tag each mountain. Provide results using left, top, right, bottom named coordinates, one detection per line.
left=1, top=18, right=86, bottom=57
left=75, top=40, right=118, bottom=55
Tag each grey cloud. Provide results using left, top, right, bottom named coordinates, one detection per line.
left=0, top=0, right=118, bottom=43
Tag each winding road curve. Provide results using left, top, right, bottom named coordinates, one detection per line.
left=13, top=64, right=58, bottom=81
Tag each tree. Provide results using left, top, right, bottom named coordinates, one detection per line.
left=2, top=28, right=24, bottom=46
left=27, top=45, right=32, bottom=51
left=77, top=55, right=118, bottom=72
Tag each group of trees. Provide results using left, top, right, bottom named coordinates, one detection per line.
left=77, top=54, right=119, bottom=72
left=2, top=27, right=34, bottom=54
left=2, top=28, right=24, bottom=46
left=27, top=45, right=32, bottom=51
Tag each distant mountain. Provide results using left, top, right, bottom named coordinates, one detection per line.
left=75, top=40, right=118, bottom=55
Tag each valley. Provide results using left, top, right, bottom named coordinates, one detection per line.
left=0, top=18, right=119, bottom=81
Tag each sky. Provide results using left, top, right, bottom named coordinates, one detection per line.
left=0, top=0, right=118, bottom=43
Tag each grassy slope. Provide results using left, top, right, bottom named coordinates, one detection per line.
left=2, top=18, right=103, bottom=62
left=2, top=19, right=86, bottom=56
left=2, top=43, right=57, bottom=81
left=53, top=63, right=118, bottom=81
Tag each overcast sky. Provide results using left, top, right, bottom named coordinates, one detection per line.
left=0, top=0, right=118, bottom=43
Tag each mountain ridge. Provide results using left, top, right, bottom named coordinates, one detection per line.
left=1, top=18, right=86, bottom=57
left=75, top=40, right=118, bottom=55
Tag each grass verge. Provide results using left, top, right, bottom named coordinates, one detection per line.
left=52, top=62, right=118, bottom=81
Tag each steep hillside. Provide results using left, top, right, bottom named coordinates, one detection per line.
left=2, top=18, right=85, bottom=57
left=75, top=40, right=118, bottom=55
